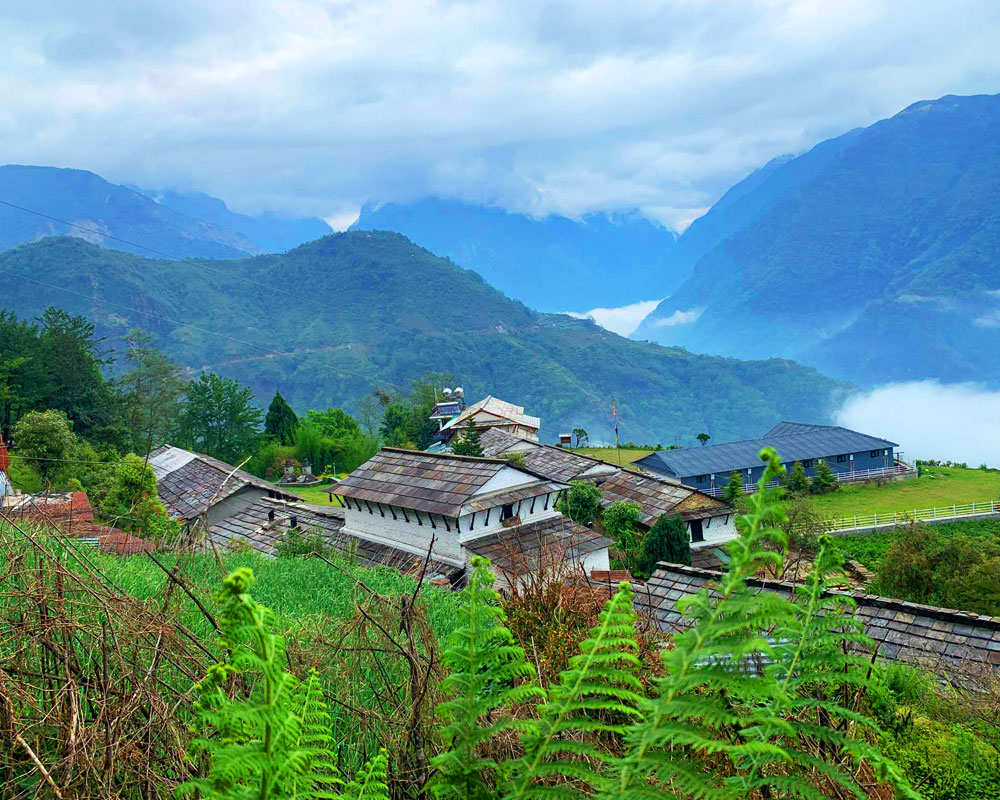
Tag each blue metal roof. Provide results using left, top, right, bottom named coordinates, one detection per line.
left=635, top=422, right=898, bottom=478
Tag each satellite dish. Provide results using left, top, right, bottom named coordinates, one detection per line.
left=454, top=386, right=464, bottom=396
left=442, top=388, right=452, bottom=396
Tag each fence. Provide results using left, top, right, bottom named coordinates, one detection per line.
left=702, top=463, right=916, bottom=498
left=820, top=500, right=1000, bottom=534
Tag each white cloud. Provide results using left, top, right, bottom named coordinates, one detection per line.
left=564, top=298, right=663, bottom=336
left=835, top=381, right=1000, bottom=467
left=974, top=311, right=1000, bottom=329
left=325, top=208, right=360, bottom=232
left=651, top=307, right=704, bottom=328
left=0, top=2, right=999, bottom=226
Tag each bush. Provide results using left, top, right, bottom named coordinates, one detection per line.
left=639, top=514, right=690, bottom=575
left=13, top=409, right=76, bottom=480
left=602, top=500, right=643, bottom=574
left=556, top=480, right=603, bottom=526
left=97, top=453, right=181, bottom=542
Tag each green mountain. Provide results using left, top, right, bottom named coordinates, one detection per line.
left=633, top=93, right=1000, bottom=386
left=0, top=165, right=263, bottom=259
left=351, top=199, right=678, bottom=312
left=0, top=234, right=845, bottom=445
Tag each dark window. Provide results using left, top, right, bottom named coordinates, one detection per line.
left=500, top=503, right=515, bottom=521
left=690, top=519, right=704, bottom=543
left=802, top=459, right=815, bottom=468
left=836, top=455, right=847, bottom=463
left=696, top=475, right=707, bottom=483
left=870, top=450, right=880, bottom=458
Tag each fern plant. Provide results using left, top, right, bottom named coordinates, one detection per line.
left=431, top=556, right=545, bottom=800
left=506, top=580, right=643, bottom=799
left=178, top=567, right=388, bottom=800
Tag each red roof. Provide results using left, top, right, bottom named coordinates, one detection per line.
left=99, top=531, right=156, bottom=555
left=15, top=492, right=148, bottom=554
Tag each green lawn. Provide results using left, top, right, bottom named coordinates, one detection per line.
left=278, top=480, right=344, bottom=507
left=570, top=447, right=653, bottom=466
left=807, top=466, right=1000, bottom=519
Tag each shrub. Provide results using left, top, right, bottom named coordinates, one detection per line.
left=12, top=409, right=76, bottom=480
left=639, top=513, right=690, bottom=575
left=98, top=453, right=180, bottom=542
left=602, top=500, right=643, bottom=574
left=556, top=481, right=603, bottom=527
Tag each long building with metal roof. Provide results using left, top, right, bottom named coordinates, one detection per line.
left=634, top=422, right=899, bottom=495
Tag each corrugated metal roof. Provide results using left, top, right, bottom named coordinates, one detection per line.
left=440, top=395, right=540, bottom=432
left=635, top=423, right=899, bottom=477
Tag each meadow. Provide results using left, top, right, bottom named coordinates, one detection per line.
left=570, top=446, right=653, bottom=466
left=805, top=465, right=1000, bottom=518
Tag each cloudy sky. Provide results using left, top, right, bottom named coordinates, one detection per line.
left=2, top=1, right=999, bottom=229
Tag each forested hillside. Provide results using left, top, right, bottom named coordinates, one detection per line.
left=0, top=233, right=845, bottom=445
left=634, top=93, right=1000, bottom=386
left=352, top=198, right=679, bottom=311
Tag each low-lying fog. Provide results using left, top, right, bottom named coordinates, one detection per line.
left=835, top=381, right=1000, bottom=468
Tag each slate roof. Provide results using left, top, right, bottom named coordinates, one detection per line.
left=596, top=469, right=728, bottom=527
left=464, top=515, right=612, bottom=577
left=636, top=563, right=1000, bottom=673
left=634, top=423, right=899, bottom=478
left=334, top=448, right=551, bottom=517
left=440, top=395, right=540, bottom=433
left=479, top=428, right=616, bottom=482
left=208, top=497, right=464, bottom=581
left=149, top=445, right=300, bottom=522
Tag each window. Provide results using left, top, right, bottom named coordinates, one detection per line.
left=500, top=503, right=515, bottom=521
left=870, top=450, right=880, bottom=458
left=696, top=475, right=708, bottom=484
left=802, top=459, right=815, bottom=468
left=836, top=455, right=847, bottom=463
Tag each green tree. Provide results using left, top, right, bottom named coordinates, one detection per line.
left=639, top=513, right=691, bottom=575
left=722, top=469, right=745, bottom=505
left=264, top=391, right=299, bottom=445
left=785, top=460, right=810, bottom=494
left=303, top=407, right=360, bottom=438
left=601, top=500, right=643, bottom=574
left=556, top=480, right=603, bottom=527
left=98, top=453, right=180, bottom=542
left=12, top=409, right=76, bottom=480
left=117, top=329, right=187, bottom=456
left=176, top=372, right=263, bottom=464
left=572, top=427, right=589, bottom=447
left=451, top=420, right=484, bottom=457
left=696, top=432, right=711, bottom=446
left=380, top=402, right=412, bottom=448
left=810, top=458, right=838, bottom=494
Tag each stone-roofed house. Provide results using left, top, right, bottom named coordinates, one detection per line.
left=636, top=562, right=1000, bottom=676
left=333, top=448, right=611, bottom=586
left=438, top=395, right=541, bottom=445
left=634, top=422, right=903, bottom=495
left=148, top=445, right=301, bottom=530
left=481, top=428, right=736, bottom=560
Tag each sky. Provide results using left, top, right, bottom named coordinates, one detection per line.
left=835, top=382, right=1000, bottom=469
left=2, top=1, right=1000, bottom=230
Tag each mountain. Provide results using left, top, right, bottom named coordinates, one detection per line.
left=0, top=234, right=846, bottom=445
left=350, top=198, right=678, bottom=312
left=0, top=165, right=263, bottom=259
left=132, top=187, right=331, bottom=252
left=633, top=94, right=1000, bottom=386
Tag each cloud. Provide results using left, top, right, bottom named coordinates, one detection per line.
left=564, top=298, right=663, bottom=336
left=651, top=307, right=704, bottom=328
left=835, top=381, right=1000, bottom=467
left=0, top=2, right=999, bottom=227
left=974, top=311, right=1000, bottom=329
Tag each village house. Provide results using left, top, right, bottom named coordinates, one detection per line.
left=332, top=447, right=611, bottom=586
left=634, top=422, right=904, bottom=495
left=480, top=427, right=737, bottom=566
left=148, top=444, right=301, bottom=532
left=435, top=395, right=540, bottom=446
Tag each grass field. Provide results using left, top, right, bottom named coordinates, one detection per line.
left=833, top=518, right=1000, bottom=572
left=808, top=465, right=1000, bottom=519
left=285, top=482, right=344, bottom=506
left=570, top=447, right=653, bottom=466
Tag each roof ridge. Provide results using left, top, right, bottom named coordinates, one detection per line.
left=651, top=562, right=1000, bottom=630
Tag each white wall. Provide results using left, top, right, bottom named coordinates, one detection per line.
left=474, top=466, right=540, bottom=495
left=459, top=490, right=561, bottom=543
left=689, top=511, right=738, bottom=548
left=341, top=502, right=464, bottom=561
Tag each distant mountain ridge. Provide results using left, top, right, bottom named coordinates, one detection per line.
left=0, top=233, right=846, bottom=446
left=633, top=93, right=1000, bottom=386
left=0, top=165, right=332, bottom=258
left=351, top=198, right=679, bottom=311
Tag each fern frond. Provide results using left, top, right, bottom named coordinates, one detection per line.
left=431, top=556, right=545, bottom=800
left=342, top=750, right=391, bottom=800
left=507, top=581, right=643, bottom=799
